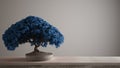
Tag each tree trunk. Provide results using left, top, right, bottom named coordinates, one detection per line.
left=34, top=45, right=40, bottom=52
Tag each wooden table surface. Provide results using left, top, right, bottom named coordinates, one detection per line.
left=0, top=56, right=120, bottom=65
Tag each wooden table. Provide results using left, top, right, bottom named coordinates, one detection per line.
left=0, top=56, right=120, bottom=68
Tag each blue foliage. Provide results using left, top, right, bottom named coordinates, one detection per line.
left=2, top=16, right=64, bottom=50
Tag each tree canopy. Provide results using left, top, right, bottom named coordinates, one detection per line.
left=2, top=16, right=64, bottom=50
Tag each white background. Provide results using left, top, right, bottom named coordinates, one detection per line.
left=0, top=0, right=120, bottom=57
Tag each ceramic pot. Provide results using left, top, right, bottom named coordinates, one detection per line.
left=26, top=50, right=53, bottom=61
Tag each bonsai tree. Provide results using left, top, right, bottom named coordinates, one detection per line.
left=2, top=16, right=64, bottom=53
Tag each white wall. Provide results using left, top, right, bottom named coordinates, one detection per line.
left=0, top=0, right=120, bottom=57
